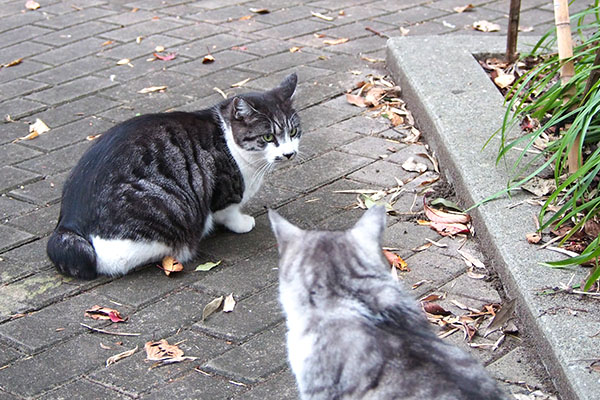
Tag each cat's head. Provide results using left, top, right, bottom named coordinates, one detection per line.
left=224, top=73, right=301, bottom=164
left=268, top=206, right=388, bottom=304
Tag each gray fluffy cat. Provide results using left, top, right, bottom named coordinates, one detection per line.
left=269, top=206, right=506, bottom=400
left=48, top=73, right=300, bottom=279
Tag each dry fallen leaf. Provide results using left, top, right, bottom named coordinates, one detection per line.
left=312, top=11, right=334, bottom=21
left=153, top=52, right=176, bottom=61
left=493, top=71, right=515, bottom=89
left=400, top=27, right=410, bottom=36
left=138, top=85, right=167, bottom=94
left=453, top=4, right=474, bottom=13
left=86, top=134, right=102, bottom=141
left=383, top=250, right=409, bottom=271
left=249, top=7, right=269, bottom=14
left=521, top=177, right=556, bottom=197
left=1, top=58, right=23, bottom=69
left=117, top=58, right=130, bottom=65
left=457, top=249, right=485, bottom=269
left=145, top=339, right=184, bottom=360
left=473, top=20, right=501, bottom=32
left=160, top=256, right=183, bottom=276
left=239, top=15, right=253, bottom=21
left=231, top=78, right=250, bottom=88
left=346, top=93, right=368, bottom=108
left=526, top=232, right=542, bottom=244
left=25, top=0, right=40, bottom=10
left=84, top=305, right=128, bottom=323
left=195, top=260, right=222, bottom=272
left=106, top=345, right=137, bottom=367
left=289, top=46, right=302, bottom=53
left=424, top=201, right=470, bottom=225
left=14, top=118, right=49, bottom=142
left=202, top=54, right=215, bottom=64
left=101, top=40, right=114, bottom=47
left=323, top=37, right=349, bottom=45
left=466, top=267, right=486, bottom=280
left=223, top=293, right=236, bottom=312
left=202, top=296, right=224, bottom=321
left=402, top=157, right=428, bottom=173
left=484, top=299, right=516, bottom=337
left=422, top=302, right=452, bottom=316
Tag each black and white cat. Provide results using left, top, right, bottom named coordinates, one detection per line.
left=269, top=206, right=506, bottom=400
left=48, top=73, right=300, bottom=279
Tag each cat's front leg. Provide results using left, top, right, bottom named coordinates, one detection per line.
left=213, top=204, right=255, bottom=233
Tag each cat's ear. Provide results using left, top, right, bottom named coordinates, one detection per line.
left=350, top=206, right=386, bottom=248
left=275, top=73, right=298, bottom=101
left=232, top=97, right=256, bottom=120
left=268, top=209, right=302, bottom=250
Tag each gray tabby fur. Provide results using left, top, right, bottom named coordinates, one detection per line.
left=269, top=206, right=507, bottom=400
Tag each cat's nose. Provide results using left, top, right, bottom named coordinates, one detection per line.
left=283, top=152, right=295, bottom=160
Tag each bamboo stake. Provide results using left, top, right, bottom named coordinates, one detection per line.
left=553, top=0, right=580, bottom=172
left=506, top=0, right=521, bottom=63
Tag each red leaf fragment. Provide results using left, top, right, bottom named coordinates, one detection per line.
left=153, top=52, right=176, bottom=61
left=422, top=302, right=452, bottom=316
left=85, top=305, right=128, bottom=323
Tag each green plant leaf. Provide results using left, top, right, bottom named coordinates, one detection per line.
left=195, top=260, right=222, bottom=272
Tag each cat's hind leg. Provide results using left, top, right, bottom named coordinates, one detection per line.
left=213, top=204, right=255, bottom=233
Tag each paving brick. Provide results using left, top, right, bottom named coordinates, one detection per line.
left=0, top=59, right=50, bottom=85
left=170, top=49, right=257, bottom=77
left=257, top=19, right=330, bottom=40
left=193, top=247, right=280, bottom=298
left=98, top=34, right=185, bottom=61
left=204, top=323, right=288, bottom=383
left=30, top=37, right=110, bottom=67
left=0, top=268, right=83, bottom=309
left=322, top=35, right=388, bottom=56
left=346, top=159, right=414, bottom=187
left=297, top=104, right=356, bottom=131
left=487, top=346, right=546, bottom=390
left=36, top=21, right=117, bottom=47
left=177, top=33, right=251, bottom=58
left=333, top=114, right=390, bottom=136
left=244, top=181, right=299, bottom=216
left=25, top=116, right=114, bottom=152
left=234, top=369, right=299, bottom=400
left=0, top=334, right=109, bottom=398
left=339, top=135, right=404, bottom=159
left=0, top=291, right=119, bottom=353
left=194, top=285, right=283, bottom=343
left=99, top=9, right=157, bottom=25
left=0, top=342, right=22, bottom=368
left=274, top=179, right=366, bottom=226
left=9, top=171, right=68, bottom=206
left=439, top=273, right=503, bottom=304
left=399, top=248, right=468, bottom=297
left=0, top=143, right=43, bottom=167
left=8, top=203, right=58, bottom=236
left=0, top=195, right=37, bottom=221
left=237, top=37, right=294, bottom=57
left=200, top=214, right=277, bottom=263
left=383, top=221, right=441, bottom=258
left=142, top=369, right=247, bottom=400
left=258, top=5, right=330, bottom=25
left=16, top=140, right=91, bottom=175
left=0, top=238, right=50, bottom=284
left=165, top=21, right=229, bottom=39
left=90, top=329, right=232, bottom=397
left=0, top=41, right=51, bottom=66
left=37, top=378, right=131, bottom=400
left=0, top=224, right=34, bottom=253
left=29, top=56, right=115, bottom=85
left=25, top=75, right=118, bottom=106
left=376, top=5, right=449, bottom=26
left=0, top=78, right=49, bottom=101
left=94, top=266, right=201, bottom=309
left=100, top=17, right=187, bottom=42
left=191, top=5, right=262, bottom=24
left=270, top=150, right=372, bottom=193
left=299, top=126, right=361, bottom=159
left=0, top=97, right=47, bottom=120
left=35, top=7, right=116, bottom=29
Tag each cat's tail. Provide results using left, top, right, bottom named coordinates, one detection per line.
left=47, top=228, right=97, bottom=280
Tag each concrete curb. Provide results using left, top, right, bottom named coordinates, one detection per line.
left=387, top=36, right=598, bottom=400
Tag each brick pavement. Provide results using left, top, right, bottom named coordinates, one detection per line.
left=0, top=1, right=565, bottom=399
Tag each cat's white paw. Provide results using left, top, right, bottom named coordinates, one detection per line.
left=225, top=213, right=255, bottom=233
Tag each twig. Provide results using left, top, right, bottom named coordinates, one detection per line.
left=365, top=26, right=389, bottom=38
left=545, top=246, right=579, bottom=258
left=80, top=323, right=141, bottom=337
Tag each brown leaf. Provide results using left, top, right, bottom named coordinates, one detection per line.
left=138, top=85, right=167, bottom=94
left=202, top=296, right=224, bottom=322
left=484, top=298, right=516, bottom=337
left=402, top=157, right=428, bottom=173
left=428, top=221, right=471, bottom=236
left=144, top=339, right=184, bottom=361
left=84, top=305, right=128, bottom=323
left=383, top=250, right=409, bottom=271
left=160, top=256, right=183, bottom=276
left=25, top=0, right=40, bottom=10
left=289, top=46, right=302, bottom=53
left=521, top=177, right=556, bottom=197
left=101, top=40, right=114, bottom=46
left=364, top=87, right=386, bottom=106
left=1, top=58, right=23, bottom=68
left=493, top=71, right=515, bottom=89
left=473, top=20, right=500, bottom=32
left=106, top=345, right=137, bottom=367
left=202, top=54, right=215, bottom=64
left=453, top=4, right=474, bottom=13
left=424, top=202, right=470, bottom=224
left=323, top=37, right=349, bottom=45
left=346, top=93, right=368, bottom=108
left=584, top=220, right=600, bottom=238
left=86, top=134, right=102, bottom=141
left=526, top=232, right=542, bottom=244
left=239, top=15, right=253, bottom=21
left=422, top=302, right=452, bottom=316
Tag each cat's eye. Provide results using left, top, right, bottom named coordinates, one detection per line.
left=262, top=134, right=275, bottom=142
left=290, top=128, right=298, bottom=137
